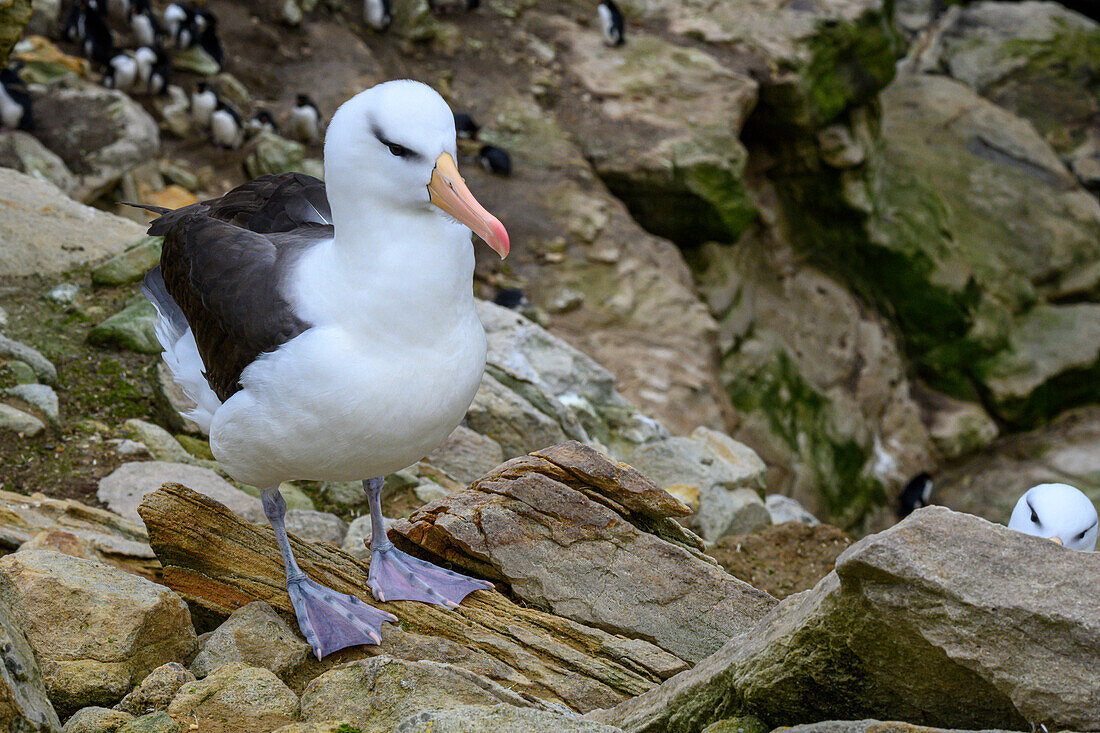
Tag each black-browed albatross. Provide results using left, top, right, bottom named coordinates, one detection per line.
left=138, top=80, right=508, bottom=658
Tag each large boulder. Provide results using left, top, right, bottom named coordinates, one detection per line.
left=0, top=550, right=196, bottom=717
left=592, top=507, right=1100, bottom=731
left=392, top=442, right=776, bottom=664
left=0, top=168, right=145, bottom=277
left=541, top=17, right=758, bottom=245
left=28, top=84, right=159, bottom=202
left=771, top=70, right=1100, bottom=427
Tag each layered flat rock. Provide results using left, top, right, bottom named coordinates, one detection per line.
left=592, top=507, right=1099, bottom=731
left=392, top=442, right=776, bottom=663
left=0, top=489, right=158, bottom=579
left=0, top=168, right=145, bottom=278
left=138, top=482, right=686, bottom=713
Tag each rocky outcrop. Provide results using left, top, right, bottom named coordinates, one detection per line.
left=0, top=550, right=196, bottom=717
left=138, top=482, right=687, bottom=713
left=0, top=169, right=145, bottom=278
left=392, top=442, right=776, bottom=663
left=592, top=507, right=1099, bottom=732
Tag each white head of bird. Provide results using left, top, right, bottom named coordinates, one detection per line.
left=1008, top=483, right=1098, bottom=551
left=321, top=79, right=508, bottom=259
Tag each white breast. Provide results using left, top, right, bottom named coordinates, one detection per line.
left=211, top=110, right=240, bottom=148
left=0, top=86, right=23, bottom=128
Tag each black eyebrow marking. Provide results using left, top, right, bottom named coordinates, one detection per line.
left=1026, top=499, right=1039, bottom=524
left=371, top=124, right=423, bottom=161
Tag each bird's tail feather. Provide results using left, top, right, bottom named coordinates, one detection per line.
left=141, top=266, right=221, bottom=433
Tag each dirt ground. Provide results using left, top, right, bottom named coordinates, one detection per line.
left=707, top=522, right=853, bottom=599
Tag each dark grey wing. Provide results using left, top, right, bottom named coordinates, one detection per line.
left=147, top=200, right=332, bottom=402
left=202, top=173, right=331, bottom=233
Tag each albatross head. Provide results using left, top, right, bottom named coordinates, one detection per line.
left=323, top=79, right=509, bottom=258
left=1008, top=483, right=1098, bottom=551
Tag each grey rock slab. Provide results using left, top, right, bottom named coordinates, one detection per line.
left=166, top=662, right=298, bottom=733
left=592, top=507, right=1100, bottom=732
left=776, top=723, right=1032, bottom=733
left=425, top=425, right=504, bottom=485
left=97, top=462, right=264, bottom=524
left=61, top=706, right=133, bottom=733
left=466, top=373, right=567, bottom=458
left=0, top=334, right=56, bottom=383
left=5, top=383, right=59, bottom=425
left=189, top=602, right=312, bottom=683
left=284, top=510, right=346, bottom=545
left=300, top=657, right=542, bottom=732
left=395, top=704, right=624, bottom=732
left=0, top=403, right=45, bottom=436
left=0, top=550, right=196, bottom=718
left=114, top=663, right=193, bottom=716
left=393, top=445, right=776, bottom=664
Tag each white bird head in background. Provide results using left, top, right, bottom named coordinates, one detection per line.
left=322, top=79, right=509, bottom=258
left=1008, top=483, right=1098, bottom=551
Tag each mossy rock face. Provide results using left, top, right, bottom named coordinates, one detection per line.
left=91, top=236, right=163, bottom=286
left=0, top=0, right=31, bottom=67
left=692, top=233, right=932, bottom=528
left=769, top=72, right=1100, bottom=424
left=548, top=22, right=759, bottom=246
left=929, top=1, right=1100, bottom=155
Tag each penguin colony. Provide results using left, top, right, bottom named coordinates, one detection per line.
left=4, top=0, right=626, bottom=161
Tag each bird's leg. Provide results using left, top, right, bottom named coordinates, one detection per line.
left=261, top=487, right=396, bottom=659
left=363, top=477, right=493, bottom=606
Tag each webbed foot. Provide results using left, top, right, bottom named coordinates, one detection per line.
left=368, top=545, right=493, bottom=606
left=286, top=575, right=397, bottom=659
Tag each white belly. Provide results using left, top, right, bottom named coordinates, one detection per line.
left=208, top=318, right=487, bottom=488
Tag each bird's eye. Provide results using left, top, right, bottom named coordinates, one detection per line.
left=1078, top=529, right=1088, bottom=540
left=386, top=142, right=411, bottom=158
left=1030, top=509, right=1039, bottom=524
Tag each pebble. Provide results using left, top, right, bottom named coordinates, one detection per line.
left=0, top=334, right=56, bottom=383
left=4, top=383, right=60, bottom=425
left=45, top=282, right=79, bottom=304
left=0, top=403, right=45, bottom=436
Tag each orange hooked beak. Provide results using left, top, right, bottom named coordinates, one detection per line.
left=428, top=152, right=510, bottom=258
